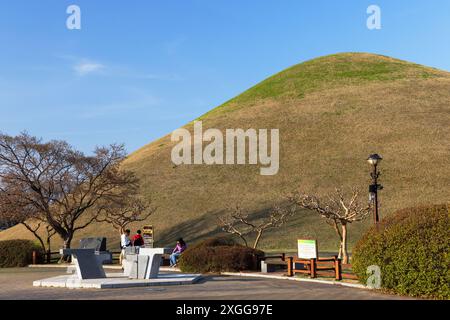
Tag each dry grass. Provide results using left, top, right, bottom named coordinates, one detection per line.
left=1, top=53, right=449, bottom=253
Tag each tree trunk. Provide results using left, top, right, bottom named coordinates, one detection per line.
left=253, top=230, right=263, bottom=249
left=332, top=221, right=344, bottom=260
left=46, top=236, right=50, bottom=264
left=60, top=233, right=73, bottom=263
left=341, top=223, right=349, bottom=264
left=63, top=236, right=72, bottom=249
left=46, top=233, right=51, bottom=250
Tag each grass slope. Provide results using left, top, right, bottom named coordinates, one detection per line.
left=1, top=53, right=449, bottom=253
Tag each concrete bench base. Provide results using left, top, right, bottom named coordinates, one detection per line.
left=261, top=260, right=288, bottom=273
left=33, top=272, right=202, bottom=289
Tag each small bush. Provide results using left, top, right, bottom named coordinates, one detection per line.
left=178, top=237, right=264, bottom=273
left=0, top=240, right=44, bottom=268
left=352, top=204, right=450, bottom=299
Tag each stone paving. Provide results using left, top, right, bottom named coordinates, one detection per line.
left=0, top=267, right=412, bottom=300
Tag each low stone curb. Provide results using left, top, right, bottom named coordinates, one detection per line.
left=139, top=267, right=368, bottom=290
left=221, top=272, right=368, bottom=290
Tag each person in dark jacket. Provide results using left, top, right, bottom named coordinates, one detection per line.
left=132, top=230, right=144, bottom=247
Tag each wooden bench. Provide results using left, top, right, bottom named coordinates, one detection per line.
left=286, top=255, right=342, bottom=280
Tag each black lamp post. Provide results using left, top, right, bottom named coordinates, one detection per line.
left=367, top=154, right=383, bottom=224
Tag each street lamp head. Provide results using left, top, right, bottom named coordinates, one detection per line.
left=367, top=154, right=383, bottom=166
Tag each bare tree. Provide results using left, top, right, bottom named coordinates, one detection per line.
left=288, top=188, right=371, bottom=264
left=0, top=190, right=56, bottom=255
left=0, top=185, right=49, bottom=251
left=21, top=221, right=56, bottom=259
left=0, top=132, right=140, bottom=254
left=95, top=195, right=156, bottom=235
left=218, top=205, right=293, bottom=249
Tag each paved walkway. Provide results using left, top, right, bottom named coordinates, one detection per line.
left=0, top=268, right=410, bottom=300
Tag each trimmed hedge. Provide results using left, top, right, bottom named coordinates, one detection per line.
left=352, top=204, right=450, bottom=299
left=178, top=237, right=264, bottom=273
left=0, top=240, right=44, bottom=268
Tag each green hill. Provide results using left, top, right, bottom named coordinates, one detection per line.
left=1, top=53, right=449, bottom=252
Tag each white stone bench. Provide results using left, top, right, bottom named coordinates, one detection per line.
left=60, top=249, right=106, bottom=280
left=124, top=247, right=172, bottom=279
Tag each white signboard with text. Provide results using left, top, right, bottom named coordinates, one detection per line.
left=297, top=239, right=318, bottom=259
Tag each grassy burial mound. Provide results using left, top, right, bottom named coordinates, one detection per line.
left=1, top=53, right=449, bottom=252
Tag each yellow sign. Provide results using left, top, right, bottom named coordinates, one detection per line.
left=142, top=225, right=154, bottom=248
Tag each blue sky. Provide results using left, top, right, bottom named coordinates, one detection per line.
left=1, top=0, right=449, bottom=154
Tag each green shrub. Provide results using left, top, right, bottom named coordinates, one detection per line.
left=352, top=204, right=450, bottom=299
left=0, top=240, right=44, bottom=268
left=178, top=237, right=264, bottom=273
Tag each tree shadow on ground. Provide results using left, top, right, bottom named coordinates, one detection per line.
left=157, top=202, right=349, bottom=253
left=156, top=204, right=288, bottom=248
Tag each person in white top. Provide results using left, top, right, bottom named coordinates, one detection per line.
left=119, top=229, right=131, bottom=266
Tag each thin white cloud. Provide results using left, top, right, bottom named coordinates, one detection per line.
left=55, top=54, right=182, bottom=80
left=73, top=60, right=105, bottom=76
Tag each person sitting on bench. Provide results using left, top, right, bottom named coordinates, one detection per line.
left=170, top=238, right=187, bottom=267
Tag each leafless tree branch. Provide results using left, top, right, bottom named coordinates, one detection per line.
left=287, top=187, right=371, bottom=263
left=0, top=132, right=147, bottom=256
left=218, top=204, right=294, bottom=249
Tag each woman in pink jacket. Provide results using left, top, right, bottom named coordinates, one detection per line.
left=170, top=238, right=187, bottom=267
